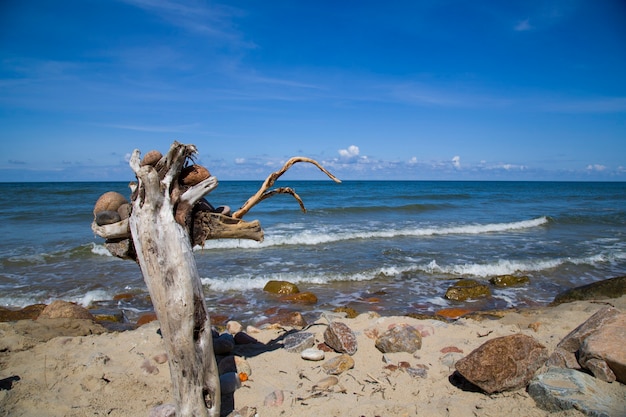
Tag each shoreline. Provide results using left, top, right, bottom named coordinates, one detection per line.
left=1, top=292, right=626, bottom=416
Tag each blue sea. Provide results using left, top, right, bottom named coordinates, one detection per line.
left=1, top=181, right=625, bottom=325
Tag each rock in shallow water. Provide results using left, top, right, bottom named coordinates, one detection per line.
left=455, top=333, right=548, bottom=394
left=445, top=279, right=491, bottom=301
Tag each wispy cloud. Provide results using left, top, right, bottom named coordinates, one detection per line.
left=514, top=19, right=532, bottom=31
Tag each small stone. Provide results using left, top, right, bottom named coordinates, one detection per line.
left=263, top=280, right=300, bottom=295
left=333, top=306, right=359, bottom=318
left=445, top=279, right=491, bottom=301
left=148, top=403, right=176, bottom=417
left=435, top=308, right=473, bottom=320
left=95, top=210, right=122, bottom=226
left=324, top=321, right=358, bottom=355
left=136, top=312, right=158, bottom=327
left=489, top=274, right=530, bottom=287
left=455, top=333, right=548, bottom=393
left=117, top=203, right=131, bottom=220
left=301, top=348, right=325, bottom=361
left=179, top=165, right=211, bottom=186
left=153, top=353, right=168, bottom=364
left=406, top=367, right=428, bottom=379
left=278, top=292, right=318, bottom=304
left=226, top=320, right=243, bottom=335
left=93, top=191, right=128, bottom=215
left=38, top=300, right=94, bottom=320
left=264, top=390, right=284, bottom=406
left=528, top=367, right=626, bottom=417
left=322, top=354, right=355, bottom=375
left=312, top=375, right=338, bottom=390
left=141, top=150, right=162, bottom=166
left=374, top=323, right=422, bottom=354
left=283, top=332, right=315, bottom=353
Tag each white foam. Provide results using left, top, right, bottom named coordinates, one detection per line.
left=75, top=289, right=114, bottom=307
left=198, top=217, right=550, bottom=250
left=90, top=243, right=112, bottom=257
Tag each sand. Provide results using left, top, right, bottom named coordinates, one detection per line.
left=2, top=296, right=626, bottom=417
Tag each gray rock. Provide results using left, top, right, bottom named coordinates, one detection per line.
left=552, top=275, right=626, bottom=305
left=283, top=331, right=315, bottom=353
left=324, top=321, right=358, bottom=355
left=528, top=367, right=626, bottom=417
left=455, top=333, right=548, bottom=393
left=95, top=210, right=122, bottom=226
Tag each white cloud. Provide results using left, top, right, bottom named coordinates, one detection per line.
left=514, top=19, right=532, bottom=31
left=451, top=155, right=461, bottom=169
left=234, top=158, right=246, bottom=164
left=338, top=145, right=360, bottom=160
left=586, top=164, right=606, bottom=172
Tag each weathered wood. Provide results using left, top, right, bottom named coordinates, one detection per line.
left=128, top=142, right=220, bottom=417
left=232, top=156, right=341, bottom=219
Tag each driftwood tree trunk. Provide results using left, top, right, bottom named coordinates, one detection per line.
left=93, top=141, right=340, bottom=417
left=128, top=143, right=221, bottom=417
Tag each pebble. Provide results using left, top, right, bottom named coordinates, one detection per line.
left=322, top=354, right=355, bottom=375
left=283, top=332, right=315, bottom=353
left=312, top=375, right=339, bottom=390
left=301, top=348, right=325, bottom=361
left=264, top=390, right=285, bottom=406
left=226, top=320, right=243, bottom=335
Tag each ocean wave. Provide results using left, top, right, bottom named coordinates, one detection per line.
left=198, top=216, right=550, bottom=250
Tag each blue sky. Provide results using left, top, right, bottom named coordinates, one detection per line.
left=1, top=0, right=625, bottom=181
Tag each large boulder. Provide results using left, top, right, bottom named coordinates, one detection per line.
left=551, top=275, right=626, bottom=305
left=547, top=306, right=622, bottom=370
left=93, top=191, right=128, bottom=216
left=455, top=334, right=548, bottom=393
left=578, top=312, right=626, bottom=383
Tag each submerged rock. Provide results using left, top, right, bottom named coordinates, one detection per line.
left=455, top=334, right=548, bottom=393
left=551, top=275, right=626, bottom=305
left=489, top=274, right=530, bottom=287
left=263, top=280, right=300, bottom=295
left=445, top=279, right=491, bottom=301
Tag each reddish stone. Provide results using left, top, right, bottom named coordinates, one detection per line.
left=179, top=165, right=211, bottom=186
left=113, top=293, right=135, bottom=301
left=136, top=312, right=158, bottom=327
left=317, top=342, right=334, bottom=352
left=324, top=321, right=358, bottom=355
left=435, top=308, right=473, bottom=320
left=455, top=334, right=548, bottom=393
left=441, top=346, right=464, bottom=354
left=140, top=150, right=162, bottom=166
left=258, top=309, right=307, bottom=329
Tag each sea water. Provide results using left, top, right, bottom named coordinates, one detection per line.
left=1, top=181, right=625, bottom=324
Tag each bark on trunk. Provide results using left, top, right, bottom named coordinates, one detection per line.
left=128, top=143, right=220, bottom=417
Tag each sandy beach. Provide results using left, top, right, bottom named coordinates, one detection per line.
left=1, top=295, right=625, bottom=417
